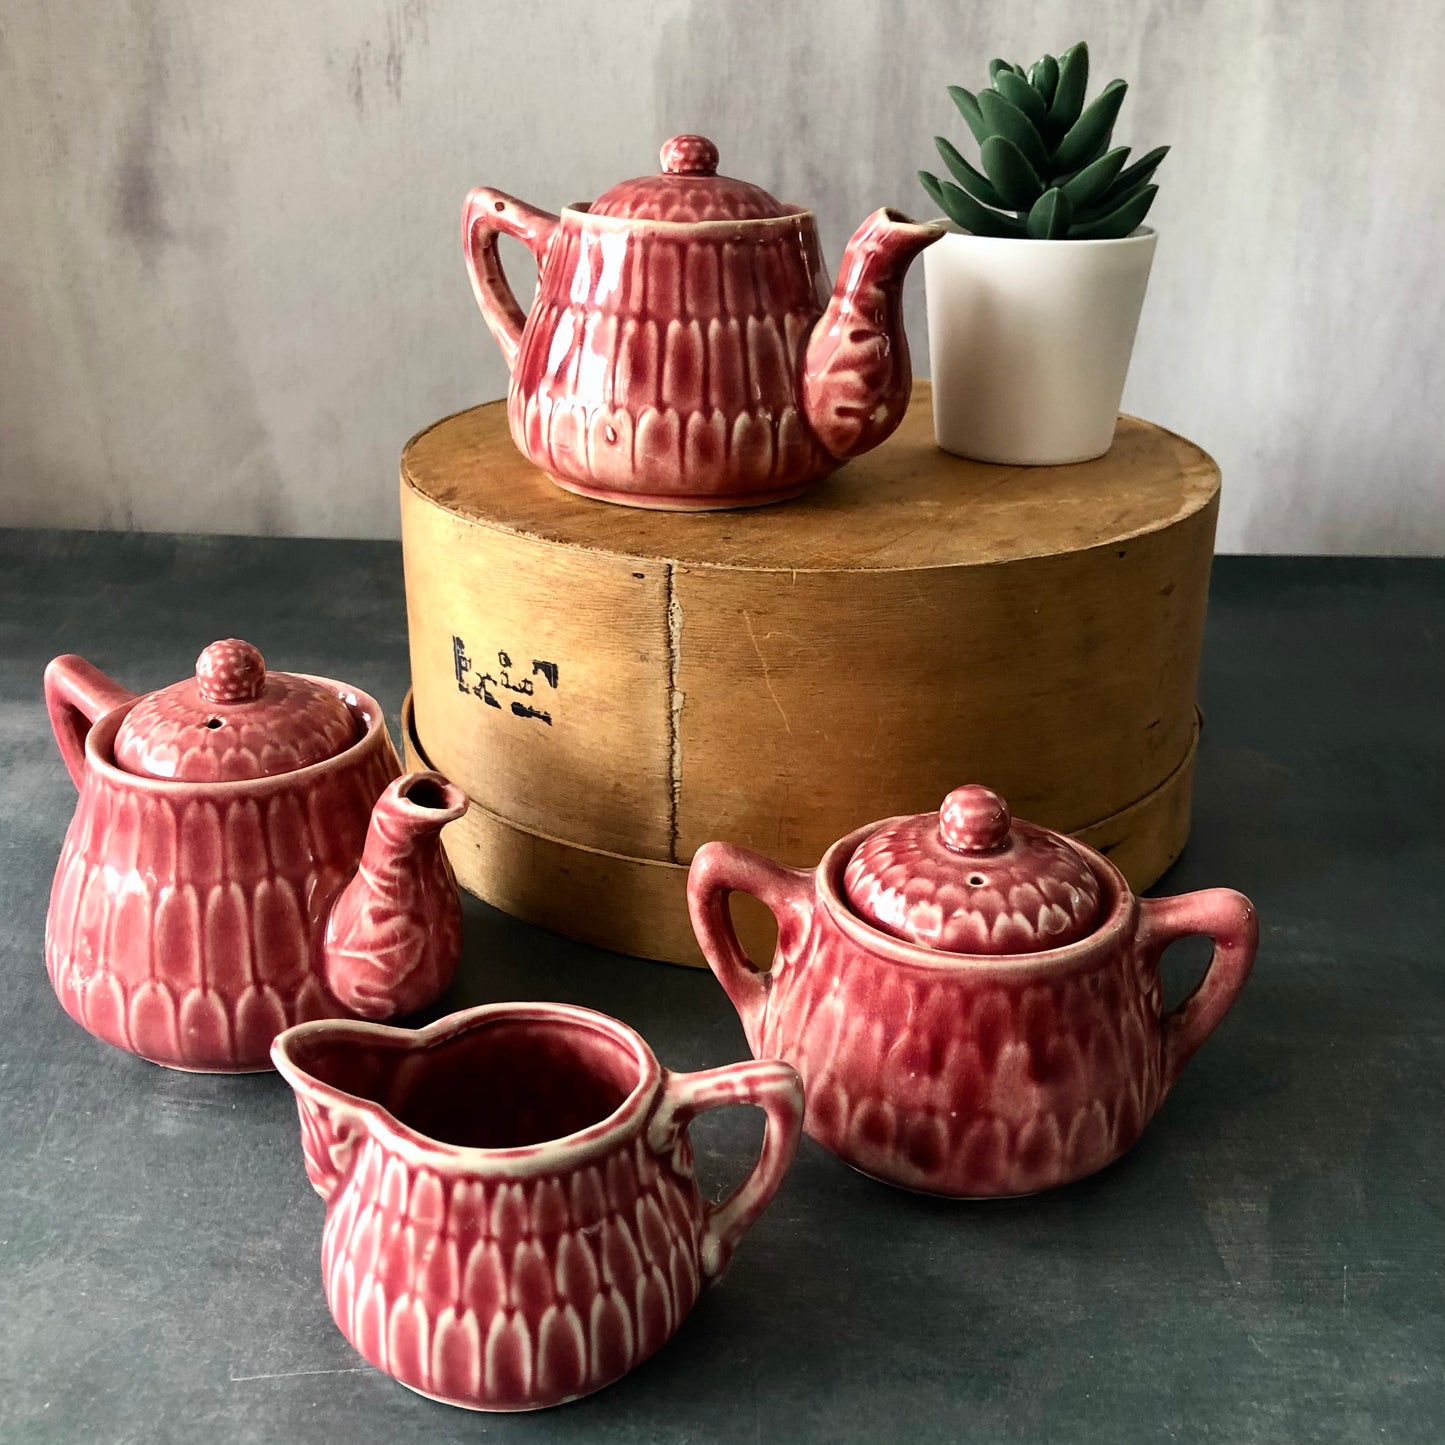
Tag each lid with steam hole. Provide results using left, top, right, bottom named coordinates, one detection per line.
left=112, top=639, right=358, bottom=781
left=842, top=785, right=1102, bottom=954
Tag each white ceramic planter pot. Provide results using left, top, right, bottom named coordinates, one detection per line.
left=923, top=225, right=1157, bottom=465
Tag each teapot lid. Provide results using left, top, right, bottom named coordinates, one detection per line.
left=112, top=639, right=358, bottom=782
left=587, top=135, right=794, bottom=223
left=842, top=785, right=1102, bottom=954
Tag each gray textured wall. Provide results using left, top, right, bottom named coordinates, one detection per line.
left=2, top=0, right=1442, bottom=553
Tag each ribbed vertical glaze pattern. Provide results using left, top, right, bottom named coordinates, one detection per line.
left=305, top=1123, right=705, bottom=1411
left=45, top=727, right=400, bottom=1071
left=507, top=214, right=834, bottom=502
left=741, top=902, right=1165, bottom=1198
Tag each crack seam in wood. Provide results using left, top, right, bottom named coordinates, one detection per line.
left=666, top=562, right=685, bottom=863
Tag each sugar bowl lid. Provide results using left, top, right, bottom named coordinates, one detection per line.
left=842, top=785, right=1102, bottom=954
left=587, top=135, right=793, bottom=223
left=112, top=639, right=358, bottom=782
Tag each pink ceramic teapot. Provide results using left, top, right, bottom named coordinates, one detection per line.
left=44, top=640, right=467, bottom=1072
left=273, top=1002, right=804, bottom=1411
left=689, top=785, right=1259, bottom=1197
left=463, top=134, right=943, bottom=510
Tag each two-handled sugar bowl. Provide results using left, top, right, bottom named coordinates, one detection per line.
left=689, top=785, right=1257, bottom=1197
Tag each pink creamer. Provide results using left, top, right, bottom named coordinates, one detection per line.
left=44, top=640, right=466, bottom=1072
left=463, top=134, right=943, bottom=510
left=272, top=1002, right=804, bottom=1410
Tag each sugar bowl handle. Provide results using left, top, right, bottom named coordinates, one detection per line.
left=1140, top=888, right=1259, bottom=1091
left=687, top=842, right=814, bottom=1036
left=461, top=187, right=559, bottom=372
left=648, top=1059, right=804, bottom=1280
left=44, top=655, right=136, bottom=790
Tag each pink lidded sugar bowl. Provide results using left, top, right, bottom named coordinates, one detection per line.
left=689, top=784, right=1258, bottom=1197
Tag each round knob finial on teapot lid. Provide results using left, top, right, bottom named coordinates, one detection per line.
left=588, top=134, right=792, bottom=224
left=660, top=134, right=719, bottom=176
left=112, top=638, right=359, bottom=782
left=842, top=785, right=1103, bottom=955
left=196, top=638, right=267, bottom=704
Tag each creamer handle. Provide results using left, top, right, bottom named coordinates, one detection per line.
left=648, top=1059, right=804, bottom=1280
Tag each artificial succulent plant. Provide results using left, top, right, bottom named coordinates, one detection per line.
left=919, top=42, right=1167, bottom=240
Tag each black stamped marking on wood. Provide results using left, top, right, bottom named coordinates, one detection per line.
left=452, top=635, right=557, bottom=725
left=452, top=635, right=472, bottom=693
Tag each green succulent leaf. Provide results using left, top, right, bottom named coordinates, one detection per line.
left=1073, top=177, right=1144, bottom=224
left=1049, top=42, right=1090, bottom=130
left=1060, top=146, right=1129, bottom=209
left=994, top=67, right=1048, bottom=125
left=1027, top=188, right=1073, bottom=239
left=918, top=171, right=1025, bottom=237
left=935, top=136, right=1008, bottom=209
left=1103, top=144, right=1169, bottom=199
left=1069, top=183, right=1158, bottom=239
left=1051, top=77, right=1127, bottom=172
left=980, top=135, right=1045, bottom=209
left=918, top=168, right=951, bottom=215
left=947, top=85, right=990, bottom=146
left=932, top=50, right=1166, bottom=240
left=1030, top=54, right=1060, bottom=105
left=976, top=87, right=1050, bottom=172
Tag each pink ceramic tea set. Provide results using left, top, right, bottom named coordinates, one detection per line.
left=34, top=135, right=1257, bottom=1414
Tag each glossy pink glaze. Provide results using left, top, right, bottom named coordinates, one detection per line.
left=43, top=653, right=466, bottom=1072
left=689, top=816, right=1257, bottom=1198
left=113, top=640, right=358, bottom=781
left=462, top=137, right=942, bottom=510
left=844, top=784, right=1101, bottom=953
left=272, top=1003, right=804, bottom=1411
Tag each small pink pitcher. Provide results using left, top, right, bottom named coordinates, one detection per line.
left=272, top=1002, right=805, bottom=1411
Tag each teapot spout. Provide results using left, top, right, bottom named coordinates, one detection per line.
left=322, top=771, right=466, bottom=1022
left=802, top=208, right=944, bottom=461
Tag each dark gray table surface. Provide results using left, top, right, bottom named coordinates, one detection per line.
left=0, top=528, right=1441, bottom=1445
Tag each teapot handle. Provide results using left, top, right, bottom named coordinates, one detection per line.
left=648, top=1059, right=804, bottom=1281
left=687, top=842, right=814, bottom=1037
left=1140, top=889, right=1259, bottom=1091
left=461, top=187, right=559, bottom=373
left=44, top=655, right=135, bottom=790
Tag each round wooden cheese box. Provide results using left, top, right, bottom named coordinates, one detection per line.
left=400, top=382, right=1220, bottom=966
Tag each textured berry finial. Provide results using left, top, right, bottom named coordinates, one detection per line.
left=661, top=135, right=719, bottom=176
left=939, top=785, right=1011, bottom=853
left=196, top=639, right=266, bottom=704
